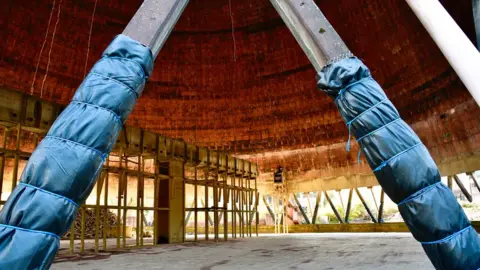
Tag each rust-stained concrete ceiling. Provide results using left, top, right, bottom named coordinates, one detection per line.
left=0, top=0, right=479, bottom=181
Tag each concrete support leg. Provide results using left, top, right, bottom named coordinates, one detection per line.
left=156, top=160, right=185, bottom=243
left=311, top=192, right=321, bottom=224
left=355, top=188, right=377, bottom=223
left=293, top=193, right=310, bottom=224
left=378, top=190, right=385, bottom=223
left=453, top=175, right=473, bottom=202
left=468, top=172, right=480, bottom=193
left=345, top=189, right=353, bottom=223
left=324, top=191, right=344, bottom=224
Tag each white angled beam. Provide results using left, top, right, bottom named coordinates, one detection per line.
left=406, top=0, right=480, bottom=107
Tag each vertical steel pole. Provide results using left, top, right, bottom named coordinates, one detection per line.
left=103, top=158, right=109, bottom=250
left=122, top=157, right=128, bottom=247
left=194, top=165, right=198, bottom=241
left=11, top=125, right=21, bottom=191
left=0, top=129, right=8, bottom=203
left=232, top=163, right=236, bottom=238
left=223, top=173, right=228, bottom=240
left=80, top=206, right=85, bottom=253
left=345, top=189, right=353, bottom=223
left=311, top=192, right=321, bottom=224
left=117, top=149, right=123, bottom=248
left=378, top=189, right=385, bottom=223
left=204, top=166, right=209, bottom=240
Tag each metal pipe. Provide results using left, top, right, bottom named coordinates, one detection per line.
left=406, top=0, right=480, bottom=106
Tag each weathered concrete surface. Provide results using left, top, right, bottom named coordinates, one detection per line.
left=52, top=233, right=433, bottom=270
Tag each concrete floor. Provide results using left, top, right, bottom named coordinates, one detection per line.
left=53, top=233, right=433, bottom=270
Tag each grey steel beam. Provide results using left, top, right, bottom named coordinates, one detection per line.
left=262, top=196, right=276, bottom=223
left=337, top=190, right=345, bottom=210
left=123, top=0, right=189, bottom=58
left=344, top=188, right=353, bottom=223
left=369, top=187, right=379, bottom=212
left=293, top=193, right=311, bottom=224
left=270, top=0, right=352, bottom=72
left=453, top=175, right=473, bottom=202
left=467, top=172, right=480, bottom=193
left=311, top=192, right=321, bottom=224
left=200, top=198, right=214, bottom=226
left=355, top=188, right=377, bottom=223
left=184, top=202, right=195, bottom=224
left=324, top=191, right=344, bottom=224
left=378, top=189, right=385, bottom=223
left=474, top=0, right=480, bottom=50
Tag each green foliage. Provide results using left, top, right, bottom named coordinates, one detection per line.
left=349, top=204, right=370, bottom=220
left=325, top=212, right=340, bottom=223
left=461, top=203, right=480, bottom=211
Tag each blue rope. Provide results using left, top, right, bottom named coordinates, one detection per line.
left=345, top=98, right=389, bottom=127
left=397, top=181, right=443, bottom=206
left=71, top=101, right=123, bottom=125
left=18, top=183, right=79, bottom=207
left=89, top=72, right=139, bottom=99
left=346, top=124, right=352, bottom=151
left=44, top=136, right=106, bottom=159
left=335, top=82, right=389, bottom=154
left=420, top=226, right=472, bottom=245
left=334, top=76, right=373, bottom=103
left=356, top=118, right=402, bottom=143
left=0, top=224, right=60, bottom=240
left=373, top=142, right=423, bottom=172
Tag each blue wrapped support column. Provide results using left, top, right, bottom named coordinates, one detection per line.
left=317, top=57, right=480, bottom=269
left=0, top=35, right=153, bottom=270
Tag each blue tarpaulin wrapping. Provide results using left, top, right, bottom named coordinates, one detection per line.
left=0, top=34, right=153, bottom=270
left=317, top=57, right=480, bottom=269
